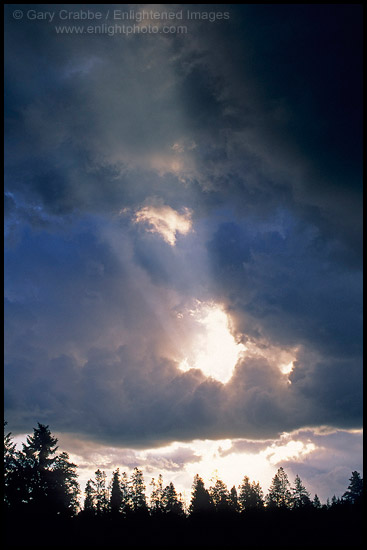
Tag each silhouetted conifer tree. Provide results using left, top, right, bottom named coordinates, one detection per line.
left=94, top=469, right=109, bottom=515
left=331, top=494, right=340, bottom=507
left=238, top=476, right=264, bottom=511
left=120, top=471, right=131, bottom=514
left=313, top=494, right=322, bottom=509
left=162, top=482, right=184, bottom=515
left=342, top=471, right=363, bottom=505
left=209, top=476, right=231, bottom=512
left=20, top=423, right=79, bottom=515
left=4, top=423, right=19, bottom=510
left=84, top=479, right=96, bottom=513
left=266, top=467, right=292, bottom=509
left=189, top=474, right=214, bottom=515
left=291, top=474, right=312, bottom=509
left=130, top=467, right=147, bottom=513
left=150, top=474, right=164, bottom=514
left=50, top=451, right=79, bottom=514
left=110, top=469, right=123, bottom=515
left=229, top=485, right=239, bottom=512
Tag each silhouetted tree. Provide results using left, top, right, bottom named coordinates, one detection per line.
left=252, top=481, right=264, bottom=509
left=342, top=471, right=363, bottom=505
left=4, top=423, right=16, bottom=472
left=229, top=485, right=239, bottom=512
left=189, top=474, right=214, bottom=515
left=313, top=494, right=322, bottom=509
left=209, top=475, right=231, bottom=512
left=291, top=474, right=312, bottom=509
left=238, top=476, right=253, bottom=511
left=266, top=467, right=292, bottom=509
left=150, top=474, right=164, bottom=514
left=130, top=467, right=147, bottom=514
left=21, top=422, right=58, bottom=511
left=20, top=423, right=79, bottom=515
left=4, top=423, right=19, bottom=510
left=162, top=482, right=184, bottom=515
left=110, top=469, right=123, bottom=515
left=120, top=471, right=131, bottom=514
left=94, top=469, right=109, bottom=515
left=238, top=476, right=264, bottom=511
left=84, top=479, right=96, bottom=513
left=50, top=451, right=79, bottom=514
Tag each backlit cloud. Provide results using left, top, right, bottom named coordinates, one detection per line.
left=134, top=204, right=193, bottom=246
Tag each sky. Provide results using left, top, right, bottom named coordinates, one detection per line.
left=4, top=4, right=363, bottom=504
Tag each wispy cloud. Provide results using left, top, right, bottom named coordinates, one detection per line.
left=134, top=204, right=192, bottom=246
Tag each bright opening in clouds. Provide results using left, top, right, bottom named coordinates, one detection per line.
left=280, top=361, right=295, bottom=375
left=179, top=302, right=246, bottom=383
left=134, top=204, right=192, bottom=246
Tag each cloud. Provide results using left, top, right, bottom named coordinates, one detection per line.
left=133, top=203, right=192, bottom=246
left=4, top=212, right=362, bottom=446
left=4, top=4, right=362, bottom=457
left=273, top=429, right=363, bottom=500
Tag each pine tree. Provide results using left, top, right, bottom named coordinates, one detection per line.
left=252, top=481, right=264, bottom=509
left=130, top=467, right=147, bottom=514
left=4, top=423, right=19, bottom=510
left=162, top=482, right=184, bottom=515
left=150, top=474, right=164, bottom=514
left=313, top=494, right=322, bottom=509
left=238, top=476, right=252, bottom=511
left=51, top=451, right=79, bottom=515
left=229, top=485, right=239, bottom=512
left=84, top=479, right=96, bottom=513
left=4, top=423, right=16, bottom=475
left=110, top=469, right=123, bottom=515
left=189, top=474, right=214, bottom=515
left=209, top=476, right=231, bottom=512
left=266, top=467, right=292, bottom=509
left=94, top=469, right=109, bottom=515
left=238, top=476, right=264, bottom=511
left=120, top=471, right=131, bottom=514
left=291, top=474, right=312, bottom=509
left=342, top=471, right=363, bottom=505
left=20, top=423, right=79, bottom=515
left=21, top=423, right=59, bottom=510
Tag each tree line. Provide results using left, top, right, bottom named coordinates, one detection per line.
left=4, top=422, right=363, bottom=518
left=4, top=423, right=363, bottom=546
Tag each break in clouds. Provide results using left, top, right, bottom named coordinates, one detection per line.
left=4, top=5, right=362, bottom=450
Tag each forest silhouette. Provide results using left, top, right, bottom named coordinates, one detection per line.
left=4, top=423, right=364, bottom=547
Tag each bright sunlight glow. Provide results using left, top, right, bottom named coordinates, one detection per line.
left=179, top=302, right=245, bottom=384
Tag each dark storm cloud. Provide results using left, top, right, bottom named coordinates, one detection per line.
left=5, top=5, right=362, bottom=233
left=206, top=214, right=362, bottom=430
left=4, top=5, right=362, bottom=445
left=207, top=215, right=362, bottom=358
left=181, top=4, right=363, bottom=259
